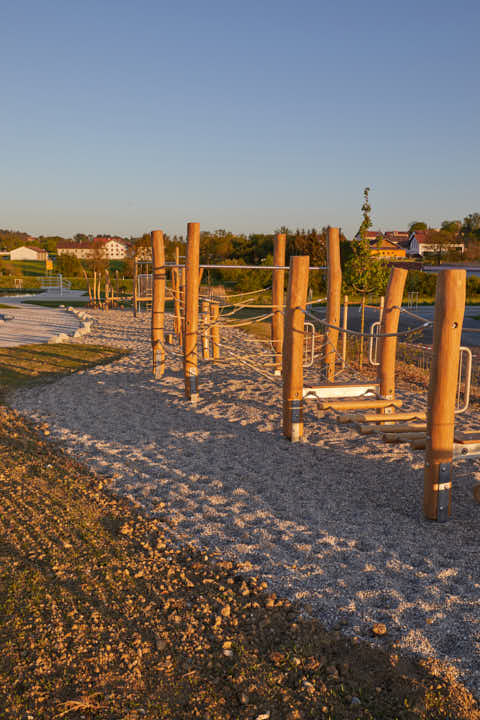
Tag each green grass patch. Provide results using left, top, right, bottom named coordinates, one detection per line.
left=0, top=343, right=127, bottom=395
left=20, top=299, right=89, bottom=308
left=10, top=260, right=46, bottom=276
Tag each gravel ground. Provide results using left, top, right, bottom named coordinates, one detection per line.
left=12, top=308, right=480, bottom=698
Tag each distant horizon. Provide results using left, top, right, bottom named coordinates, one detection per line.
left=0, top=215, right=460, bottom=242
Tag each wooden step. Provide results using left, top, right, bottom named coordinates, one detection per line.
left=337, top=411, right=425, bottom=424
left=319, top=398, right=403, bottom=412
left=303, top=383, right=379, bottom=400
left=357, top=422, right=426, bottom=435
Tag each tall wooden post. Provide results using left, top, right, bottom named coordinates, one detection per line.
left=210, top=302, right=220, bottom=359
left=115, top=269, right=119, bottom=298
left=172, top=246, right=182, bottom=342
left=376, top=267, right=408, bottom=400
left=201, top=300, right=210, bottom=360
left=151, top=230, right=166, bottom=379
left=272, top=233, right=286, bottom=376
left=180, top=266, right=186, bottom=341
left=325, top=227, right=342, bottom=381
left=183, top=222, right=200, bottom=401
left=424, top=270, right=466, bottom=522
left=93, top=271, right=97, bottom=307
left=359, top=295, right=366, bottom=370
left=341, top=295, right=348, bottom=370
left=283, top=255, right=310, bottom=442
left=133, top=255, right=138, bottom=318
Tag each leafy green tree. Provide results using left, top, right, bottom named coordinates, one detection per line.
left=55, top=253, right=84, bottom=277
left=408, top=221, right=428, bottom=232
left=344, top=187, right=389, bottom=295
left=440, top=220, right=461, bottom=234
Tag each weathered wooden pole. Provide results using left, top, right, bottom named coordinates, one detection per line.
left=210, top=301, right=220, bottom=359
left=133, top=254, right=138, bottom=318
left=376, top=267, right=408, bottom=401
left=272, top=233, right=286, bottom=376
left=424, top=270, right=466, bottom=522
left=325, top=227, right=342, bottom=381
left=92, top=270, right=97, bottom=306
left=180, top=266, right=186, bottom=342
left=341, top=294, right=348, bottom=370
left=151, top=230, right=166, bottom=379
left=172, top=246, right=182, bottom=342
left=201, top=300, right=210, bottom=360
left=183, top=222, right=200, bottom=401
left=282, top=255, right=310, bottom=442
left=115, top=269, right=120, bottom=298
left=359, top=294, right=366, bottom=370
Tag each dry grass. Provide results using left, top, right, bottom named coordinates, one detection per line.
left=0, top=344, right=479, bottom=718
left=0, top=343, right=126, bottom=396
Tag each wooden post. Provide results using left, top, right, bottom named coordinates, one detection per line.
left=325, top=227, right=342, bottom=381
left=151, top=230, right=166, bottom=379
left=210, top=302, right=220, bottom=359
left=115, top=269, right=119, bottom=298
left=180, top=267, right=186, bottom=341
left=376, top=267, right=408, bottom=400
left=359, top=294, right=366, bottom=370
left=341, top=294, right=348, bottom=370
left=424, top=270, right=466, bottom=522
left=172, top=246, right=182, bottom=343
left=133, top=255, right=138, bottom=318
left=93, top=271, right=97, bottom=307
left=183, top=222, right=200, bottom=401
left=201, top=300, right=210, bottom=360
left=282, top=255, right=310, bottom=442
left=272, top=233, right=286, bottom=376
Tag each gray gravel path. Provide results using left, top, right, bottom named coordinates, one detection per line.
left=11, top=309, right=480, bottom=698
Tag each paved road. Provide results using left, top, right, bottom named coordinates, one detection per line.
left=0, top=290, right=88, bottom=347
left=309, top=304, right=480, bottom=348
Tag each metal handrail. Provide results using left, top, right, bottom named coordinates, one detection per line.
left=303, top=322, right=315, bottom=368
left=455, top=346, right=472, bottom=415
left=368, top=321, right=381, bottom=366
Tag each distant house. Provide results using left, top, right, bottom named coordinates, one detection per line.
left=353, top=230, right=407, bottom=259
left=9, top=245, right=47, bottom=261
left=57, top=237, right=131, bottom=260
left=407, top=230, right=464, bottom=257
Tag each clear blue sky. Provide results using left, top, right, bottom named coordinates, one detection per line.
left=1, top=0, right=479, bottom=239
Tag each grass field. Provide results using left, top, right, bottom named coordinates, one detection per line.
left=0, top=343, right=478, bottom=718
left=0, top=343, right=126, bottom=396
left=10, top=260, right=47, bottom=276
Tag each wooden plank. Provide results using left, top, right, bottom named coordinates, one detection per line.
left=337, top=411, right=426, bottom=424
left=383, top=431, right=426, bottom=443
left=357, top=422, right=426, bottom=435
left=453, top=430, right=480, bottom=444
left=319, top=398, right=403, bottom=412
left=303, top=383, right=378, bottom=400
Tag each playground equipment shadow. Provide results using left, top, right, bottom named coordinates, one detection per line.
left=11, top=309, right=480, bottom=704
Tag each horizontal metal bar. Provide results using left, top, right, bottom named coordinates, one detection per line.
left=164, top=263, right=327, bottom=271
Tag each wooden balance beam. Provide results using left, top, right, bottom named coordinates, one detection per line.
left=319, top=398, right=403, bottom=412
left=383, top=431, right=426, bottom=443
left=303, top=383, right=379, bottom=400
left=357, top=422, right=426, bottom=435
left=337, top=411, right=425, bottom=424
